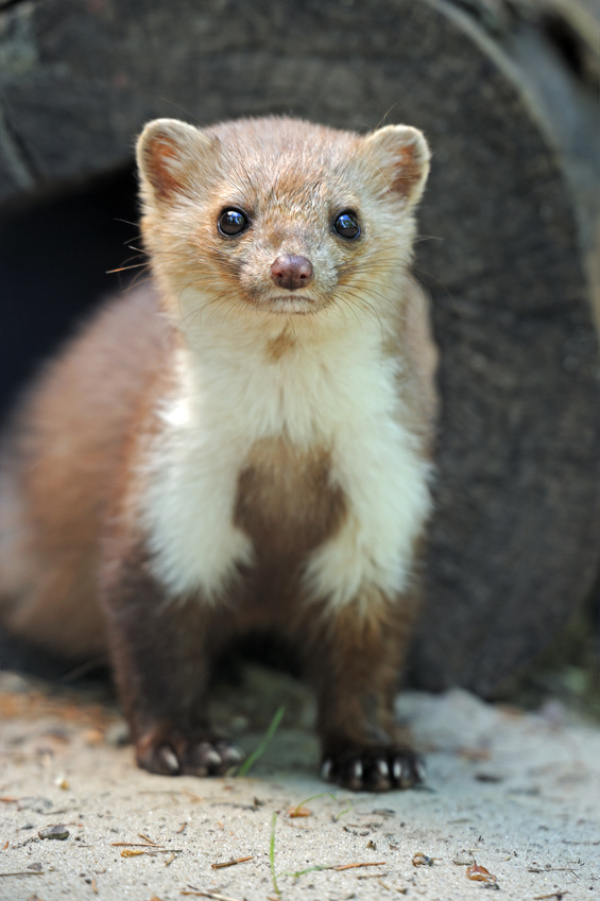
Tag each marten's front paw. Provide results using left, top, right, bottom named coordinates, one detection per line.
left=135, top=729, right=244, bottom=777
left=321, top=745, right=425, bottom=792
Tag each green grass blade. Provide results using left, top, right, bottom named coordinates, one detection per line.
left=236, top=704, right=286, bottom=777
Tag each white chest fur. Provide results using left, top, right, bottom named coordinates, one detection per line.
left=141, top=305, right=432, bottom=612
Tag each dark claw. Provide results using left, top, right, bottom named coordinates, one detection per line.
left=156, top=745, right=180, bottom=775
left=136, top=731, right=245, bottom=777
left=368, top=757, right=392, bottom=792
left=320, top=745, right=425, bottom=792
left=187, top=741, right=220, bottom=775
left=186, top=739, right=245, bottom=776
left=398, top=757, right=416, bottom=789
left=217, top=741, right=244, bottom=766
left=414, top=757, right=427, bottom=783
left=321, top=758, right=333, bottom=782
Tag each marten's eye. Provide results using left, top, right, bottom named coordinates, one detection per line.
left=333, top=211, right=361, bottom=240
left=218, top=208, right=250, bottom=237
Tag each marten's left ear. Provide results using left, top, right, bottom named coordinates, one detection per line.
left=136, top=118, right=218, bottom=205
left=362, top=125, right=430, bottom=206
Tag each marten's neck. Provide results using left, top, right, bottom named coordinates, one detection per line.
left=164, top=298, right=403, bottom=449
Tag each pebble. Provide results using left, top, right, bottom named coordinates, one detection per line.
left=38, top=824, right=70, bottom=840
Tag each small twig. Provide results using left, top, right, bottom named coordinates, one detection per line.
left=182, top=789, right=204, bottom=803
left=138, top=832, right=160, bottom=846
left=112, top=842, right=164, bottom=848
left=533, top=893, right=570, bottom=900
left=0, top=871, right=44, bottom=877
left=121, top=848, right=182, bottom=857
left=332, top=861, right=387, bottom=871
left=211, top=855, right=254, bottom=869
left=183, top=888, right=245, bottom=901
left=528, top=867, right=579, bottom=877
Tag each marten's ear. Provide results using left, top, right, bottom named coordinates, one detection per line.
left=136, top=119, right=218, bottom=204
left=362, top=125, right=430, bottom=206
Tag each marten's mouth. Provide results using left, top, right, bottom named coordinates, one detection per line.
left=264, top=296, right=318, bottom=314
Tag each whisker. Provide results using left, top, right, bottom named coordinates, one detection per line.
left=115, top=218, right=141, bottom=228
left=123, top=271, right=154, bottom=294
left=106, top=262, right=149, bottom=274
left=413, top=233, right=443, bottom=244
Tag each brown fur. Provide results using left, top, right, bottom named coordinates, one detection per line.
left=0, top=284, right=173, bottom=657
left=235, top=438, right=346, bottom=564
left=265, top=329, right=297, bottom=362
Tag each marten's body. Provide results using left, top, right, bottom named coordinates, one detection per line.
left=0, top=117, right=436, bottom=791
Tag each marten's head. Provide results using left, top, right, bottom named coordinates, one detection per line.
left=137, top=116, right=429, bottom=337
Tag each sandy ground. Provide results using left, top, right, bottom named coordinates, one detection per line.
left=0, top=665, right=599, bottom=901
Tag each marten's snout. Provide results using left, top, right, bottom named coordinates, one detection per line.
left=270, top=254, right=314, bottom=291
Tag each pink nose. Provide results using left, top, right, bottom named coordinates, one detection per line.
left=270, top=254, right=314, bottom=291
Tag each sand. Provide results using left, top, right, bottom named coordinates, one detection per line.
left=1, top=666, right=599, bottom=901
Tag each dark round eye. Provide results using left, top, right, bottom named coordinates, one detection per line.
left=218, top=208, right=250, bottom=237
left=333, top=210, right=361, bottom=240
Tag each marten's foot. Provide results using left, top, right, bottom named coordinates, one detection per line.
left=321, top=745, right=425, bottom=792
left=135, top=728, right=244, bottom=777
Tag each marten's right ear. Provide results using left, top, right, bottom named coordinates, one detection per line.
left=136, top=119, right=218, bottom=204
left=362, top=125, right=430, bottom=208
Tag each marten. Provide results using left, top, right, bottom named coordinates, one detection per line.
left=0, top=117, right=437, bottom=791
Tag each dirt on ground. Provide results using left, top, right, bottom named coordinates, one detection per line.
left=1, top=664, right=599, bottom=901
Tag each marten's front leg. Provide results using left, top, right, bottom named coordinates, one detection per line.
left=100, top=539, right=243, bottom=776
left=303, top=593, right=424, bottom=792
